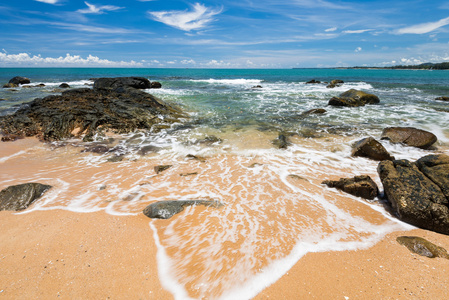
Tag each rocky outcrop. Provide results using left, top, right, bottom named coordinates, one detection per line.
left=93, top=77, right=151, bottom=90
left=397, top=236, right=449, bottom=259
left=328, top=89, right=379, bottom=107
left=351, top=137, right=394, bottom=161
left=381, top=127, right=437, bottom=149
left=0, top=183, right=52, bottom=211
left=326, top=79, right=344, bottom=88
left=143, top=200, right=224, bottom=219
left=8, top=76, right=30, bottom=85
left=150, top=82, right=162, bottom=89
left=0, top=78, right=185, bottom=141
left=322, top=175, right=378, bottom=200
left=378, top=155, right=449, bottom=235
left=306, top=79, right=321, bottom=84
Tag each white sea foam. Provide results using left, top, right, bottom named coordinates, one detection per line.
left=189, top=78, right=263, bottom=85
left=0, top=150, right=27, bottom=163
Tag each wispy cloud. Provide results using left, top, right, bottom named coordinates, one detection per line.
left=50, top=21, right=136, bottom=34
left=77, top=2, right=124, bottom=14
left=396, top=16, right=449, bottom=34
left=148, top=3, right=222, bottom=31
left=0, top=52, right=143, bottom=67
left=324, top=27, right=337, bottom=32
left=35, top=0, right=59, bottom=4
left=343, top=29, right=373, bottom=34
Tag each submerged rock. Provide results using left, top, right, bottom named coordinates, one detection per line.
left=143, top=200, right=224, bottom=219
left=150, top=82, right=162, bottom=89
left=378, top=155, right=449, bottom=235
left=397, top=236, right=449, bottom=259
left=154, top=165, right=172, bottom=174
left=326, top=79, right=344, bottom=88
left=306, top=79, right=321, bottom=84
left=351, top=137, right=394, bottom=161
left=0, top=79, right=185, bottom=141
left=381, top=127, right=437, bottom=149
left=322, top=175, right=378, bottom=200
left=272, top=133, right=290, bottom=149
left=435, top=96, right=449, bottom=101
left=8, top=76, right=31, bottom=85
left=328, top=89, right=380, bottom=107
left=0, top=183, right=52, bottom=211
left=3, top=83, right=18, bottom=88
left=59, top=83, right=70, bottom=88
left=301, top=108, right=327, bottom=116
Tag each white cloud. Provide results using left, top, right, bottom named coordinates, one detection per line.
left=35, top=0, right=59, bottom=4
left=148, top=3, right=222, bottom=31
left=343, top=29, right=373, bottom=34
left=77, top=2, right=123, bottom=14
left=355, top=47, right=362, bottom=52
left=0, top=52, right=142, bottom=67
left=396, top=16, right=449, bottom=34
left=181, top=59, right=196, bottom=64
left=324, top=27, right=337, bottom=32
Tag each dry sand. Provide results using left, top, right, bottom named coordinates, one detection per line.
left=1, top=210, right=449, bottom=299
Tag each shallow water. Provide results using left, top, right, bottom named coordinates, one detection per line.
left=1, top=68, right=448, bottom=299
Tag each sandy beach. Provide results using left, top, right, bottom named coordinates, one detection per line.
left=1, top=209, right=449, bottom=299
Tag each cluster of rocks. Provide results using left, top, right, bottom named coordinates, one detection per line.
left=3, top=76, right=30, bottom=88
left=306, top=79, right=344, bottom=88
left=323, top=123, right=449, bottom=236
left=0, top=77, right=181, bottom=141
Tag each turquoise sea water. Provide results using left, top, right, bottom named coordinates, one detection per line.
left=1, top=68, right=449, bottom=299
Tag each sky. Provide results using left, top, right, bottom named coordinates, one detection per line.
left=1, top=0, right=449, bottom=68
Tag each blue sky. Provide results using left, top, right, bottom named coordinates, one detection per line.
left=1, top=0, right=449, bottom=68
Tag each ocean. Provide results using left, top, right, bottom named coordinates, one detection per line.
left=1, top=68, right=448, bottom=299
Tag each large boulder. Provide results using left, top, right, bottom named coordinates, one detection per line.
left=381, top=127, right=437, bottom=149
left=143, top=200, right=224, bottom=219
left=328, top=89, right=379, bottom=107
left=8, top=76, right=30, bottom=85
left=322, top=175, right=378, bottom=200
left=351, top=137, right=394, bottom=161
left=0, top=183, right=52, bottom=211
left=416, top=155, right=449, bottom=199
left=0, top=87, right=184, bottom=141
left=93, top=77, right=151, bottom=90
left=435, top=96, right=449, bottom=101
left=378, top=155, right=449, bottom=235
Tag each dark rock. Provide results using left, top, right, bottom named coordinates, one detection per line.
left=3, top=83, right=18, bottom=88
left=272, top=133, right=290, bottom=149
left=306, top=79, right=321, bottom=84
left=301, top=108, right=327, bottom=116
left=9, top=76, right=31, bottom=85
left=322, top=175, right=378, bottom=200
left=82, top=144, right=110, bottom=154
left=378, top=158, right=449, bottom=235
left=381, top=127, right=437, bottom=149
left=154, top=165, right=172, bottom=174
left=328, top=89, right=380, bottom=107
left=107, top=155, right=124, bottom=162
left=397, top=236, right=449, bottom=259
left=59, top=83, right=70, bottom=88
left=435, top=96, right=449, bottom=101
left=143, top=200, right=224, bottom=219
left=351, top=137, right=394, bottom=161
left=150, top=82, right=162, bottom=89
left=93, top=77, right=151, bottom=90
left=416, top=154, right=449, bottom=200
left=0, top=87, right=184, bottom=141
left=0, top=183, right=52, bottom=211
left=326, top=79, right=344, bottom=88
left=180, top=172, right=198, bottom=177
left=252, top=85, right=263, bottom=88
left=186, top=154, right=206, bottom=162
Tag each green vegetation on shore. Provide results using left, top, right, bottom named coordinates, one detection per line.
left=350, top=62, right=449, bottom=70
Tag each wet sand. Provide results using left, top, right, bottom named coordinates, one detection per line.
left=1, top=210, right=449, bottom=299
left=2, top=137, right=449, bottom=299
